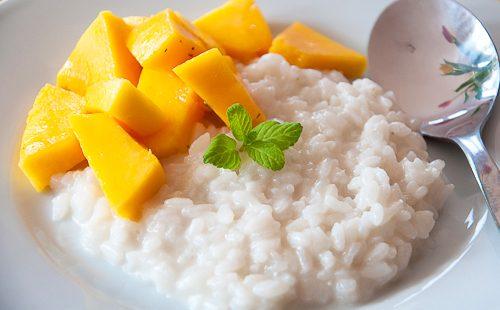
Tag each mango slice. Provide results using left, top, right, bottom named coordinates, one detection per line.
left=56, top=11, right=141, bottom=95
left=71, top=114, right=165, bottom=221
left=127, top=9, right=215, bottom=69
left=172, top=10, right=225, bottom=53
left=123, top=16, right=149, bottom=28
left=137, top=68, right=205, bottom=157
left=223, top=55, right=237, bottom=73
left=85, top=78, right=165, bottom=137
left=194, top=0, right=272, bottom=62
left=269, top=22, right=367, bottom=79
left=19, top=84, right=86, bottom=191
left=174, top=48, right=265, bottom=127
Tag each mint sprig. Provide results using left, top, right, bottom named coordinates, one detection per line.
left=245, top=140, right=285, bottom=171
left=246, top=121, right=303, bottom=150
left=203, top=103, right=302, bottom=171
left=203, top=134, right=241, bottom=170
left=227, top=103, right=252, bottom=141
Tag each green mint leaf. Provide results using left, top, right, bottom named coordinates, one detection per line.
left=246, top=120, right=303, bottom=150
left=245, top=140, right=285, bottom=171
left=203, top=134, right=241, bottom=170
left=227, top=103, right=252, bottom=141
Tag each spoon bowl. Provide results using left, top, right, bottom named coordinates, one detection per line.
left=368, top=0, right=500, bottom=226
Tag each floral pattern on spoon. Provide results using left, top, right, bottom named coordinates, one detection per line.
left=439, top=26, right=497, bottom=108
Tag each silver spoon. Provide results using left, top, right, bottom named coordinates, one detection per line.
left=368, top=0, right=499, bottom=227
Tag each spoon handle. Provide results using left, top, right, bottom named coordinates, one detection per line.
left=453, top=130, right=500, bottom=227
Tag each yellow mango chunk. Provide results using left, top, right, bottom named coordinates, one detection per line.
left=172, top=10, right=225, bottom=53
left=173, top=48, right=265, bottom=126
left=141, top=122, right=190, bottom=159
left=19, top=84, right=86, bottom=191
left=194, top=0, right=272, bottom=62
left=137, top=68, right=205, bottom=157
left=269, top=22, right=367, bottom=79
left=71, top=114, right=165, bottom=221
left=57, top=11, right=141, bottom=95
left=123, top=16, right=149, bottom=28
left=224, top=55, right=237, bottom=73
left=128, top=9, right=215, bottom=69
left=85, top=78, right=165, bottom=137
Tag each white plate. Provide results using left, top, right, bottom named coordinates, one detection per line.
left=1, top=0, right=499, bottom=309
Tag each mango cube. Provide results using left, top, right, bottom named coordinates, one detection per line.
left=173, top=48, right=266, bottom=126
left=269, top=22, right=367, bottom=79
left=137, top=68, right=205, bottom=157
left=194, top=0, right=272, bottom=62
left=223, top=55, right=237, bottom=73
left=123, top=16, right=149, bottom=28
left=19, top=84, right=86, bottom=191
left=127, top=9, right=215, bottom=69
left=141, top=122, right=190, bottom=159
left=71, top=114, right=165, bottom=221
left=85, top=78, right=165, bottom=137
left=57, top=11, right=142, bottom=95
left=172, top=10, right=225, bottom=53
